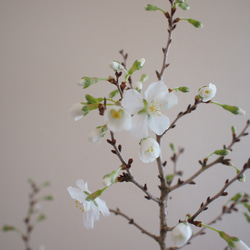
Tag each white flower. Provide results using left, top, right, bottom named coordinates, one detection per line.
left=67, top=179, right=110, bottom=229
left=171, top=222, right=192, bottom=248
left=237, top=107, right=246, bottom=116
left=104, top=106, right=131, bottom=132
left=231, top=239, right=250, bottom=250
left=70, top=103, right=84, bottom=121
left=198, top=83, right=217, bottom=102
left=134, top=81, right=143, bottom=92
left=88, top=126, right=106, bottom=144
left=122, top=81, right=178, bottom=139
left=109, top=61, right=124, bottom=71
left=139, top=137, right=161, bottom=163
left=77, top=78, right=86, bottom=86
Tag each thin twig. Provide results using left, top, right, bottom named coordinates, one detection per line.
left=169, top=120, right=250, bottom=192
left=188, top=158, right=250, bottom=224
left=108, top=131, right=159, bottom=203
left=110, top=208, right=159, bottom=241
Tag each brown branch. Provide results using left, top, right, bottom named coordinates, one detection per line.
left=110, top=208, right=159, bottom=242
left=108, top=131, right=159, bottom=203
left=188, top=158, right=250, bottom=224
left=169, top=119, right=250, bottom=192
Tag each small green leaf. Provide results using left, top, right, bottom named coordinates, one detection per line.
left=243, top=203, right=250, bottom=212
left=243, top=212, right=250, bottom=223
left=36, top=214, right=46, bottom=223
left=214, top=149, right=230, bottom=156
left=2, top=225, right=15, bottom=232
left=182, top=18, right=203, bottom=28
left=166, top=174, right=174, bottom=182
left=43, top=195, right=53, bottom=201
left=178, top=2, right=190, bottom=10
left=109, top=89, right=119, bottom=98
left=145, top=4, right=165, bottom=13
left=229, top=192, right=243, bottom=202
left=85, top=94, right=97, bottom=104
left=41, top=181, right=51, bottom=187
left=170, top=143, right=175, bottom=152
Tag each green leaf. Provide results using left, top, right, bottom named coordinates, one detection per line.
left=170, top=143, right=175, bottom=152
left=85, top=94, right=98, bottom=104
left=243, top=212, right=250, bottom=223
left=177, top=2, right=190, bottom=10
left=229, top=192, right=243, bottom=202
left=2, top=225, right=15, bottom=232
left=109, top=89, right=119, bottom=98
left=166, top=174, right=174, bottom=182
left=41, top=181, right=51, bottom=187
left=145, top=4, right=165, bottom=13
left=42, top=195, right=53, bottom=201
left=182, top=18, right=203, bottom=28
left=243, top=203, right=250, bottom=212
left=214, top=149, right=230, bottom=156
left=36, top=214, right=46, bottom=223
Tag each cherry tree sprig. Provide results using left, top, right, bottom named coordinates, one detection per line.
left=107, top=131, right=159, bottom=203
left=2, top=179, right=53, bottom=250
left=187, top=158, right=250, bottom=226
left=189, top=191, right=250, bottom=244
left=109, top=208, right=159, bottom=242
left=168, top=120, right=250, bottom=192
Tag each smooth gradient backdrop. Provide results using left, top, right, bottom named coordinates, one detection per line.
left=1, top=0, right=250, bottom=249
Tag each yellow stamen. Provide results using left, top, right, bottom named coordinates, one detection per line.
left=74, top=200, right=84, bottom=212
left=149, top=101, right=162, bottom=116
left=111, top=109, right=122, bottom=119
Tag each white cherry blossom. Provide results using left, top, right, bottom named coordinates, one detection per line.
left=198, top=83, right=217, bottom=102
left=171, top=222, right=192, bottom=248
left=104, top=106, right=131, bottom=132
left=67, top=179, right=110, bottom=229
left=70, top=103, right=84, bottom=121
left=122, top=81, right=178, bottom=139
left=139, top=137, right=161, bottom=163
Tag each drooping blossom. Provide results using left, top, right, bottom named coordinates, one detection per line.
left=121, top=81, right=178, bottom=139
left=88, top=126, right=107, bottom=144
left=139, top=137, right=161, bottom=163
left=109, top=61, right=124, bottom=71
left=230, top=239, right=250, bottom=250
left=70, top=103, right=84, bottom=121
left=198, top=83, right=217, bottom=102
left=171, top=222, right=192, bottom=248
left=67, top=179, right=110, bottom=229
left=104, top=106, right=131, bottom=132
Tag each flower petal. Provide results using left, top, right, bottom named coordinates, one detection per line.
left=148, top=114, right=170, bottom=135
left=67, top=186, right=85, bottom=203
left=130, top=114, right=148, bottom=139
left=76, top=179, right=89, bottom=192
left=122, top=89, right=144, bottom=114
left=95, top=198, right=110, bottom=217
left=145, top=81, right=168, bottom=102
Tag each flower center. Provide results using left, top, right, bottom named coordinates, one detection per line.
left=75, top=200, right=84, bottom=212
left=111, top=109, right=123, bottom=120
left=146, top=145, right=154, bottom=153
left=205, top=90, right=211, bottom=94
left=149, top=101, right=162, bottom=116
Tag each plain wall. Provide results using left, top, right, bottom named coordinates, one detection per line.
left=1, top=0, right=250, bottom=249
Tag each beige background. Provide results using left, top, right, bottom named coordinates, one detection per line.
left=1, top=0, right=250, bottom=249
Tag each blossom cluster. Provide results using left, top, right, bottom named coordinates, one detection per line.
left=68, top=56, right=246, bottom=234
